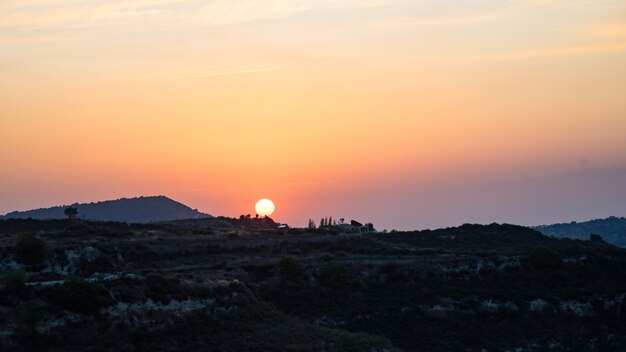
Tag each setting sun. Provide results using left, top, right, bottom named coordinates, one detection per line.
left=255, top=199, right=275, bottom=217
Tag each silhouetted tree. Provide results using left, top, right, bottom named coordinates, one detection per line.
left=590, top=233, right=605, bottom=243
left=64, top=206, right=78, bottom=219
left=308, top=219, right=316, bottom=229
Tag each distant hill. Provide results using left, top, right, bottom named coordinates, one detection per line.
left=0, top=196, right=211, bottom=223
left=534, top=216, right=626, bottom=247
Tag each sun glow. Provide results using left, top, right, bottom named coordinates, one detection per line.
left=255, top=199, right=275, bottom=216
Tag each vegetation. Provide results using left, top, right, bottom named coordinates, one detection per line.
left=535, top=216, right=626, bottom=248
left=144, top=273, right=181, bottom=303
left=15, top=299, right=47, bottom=338
left=1, top=269, right=28, bottom=296
left=278, top=256, right=305, bottom=284
left=1, top=219, right=626, bottom=351
left=235, top=214, right=278, bottom=229
left=15, top=235, right=48, bottom=268
left=51, top=277, right=113, bottom=315
left=318, top=260, right=349, bottom=289
left=63, top=206, right=78, bottom=219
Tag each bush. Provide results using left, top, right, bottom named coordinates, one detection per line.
left=2, top=268, right=27, bottom=291
left=54, top=277, right=113, bottom=315
left=15, top=235, right=48, bottom=268
left=78, top=253, right=116, bottom=274
left=318, top=260, right=349, bottom=289
left=145, top=273, right=181, bottom=303
left=278, top=256, right=305, bottom=284
left=15, top=299, right=48, bottom=338
left=524, top=248, right=564, bottom=271
left=589, top=234, right=605, bottom=243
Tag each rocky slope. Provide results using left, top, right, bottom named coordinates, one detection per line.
left=1, top=219, right=626, bottom=351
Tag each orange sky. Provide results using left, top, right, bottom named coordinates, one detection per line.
left=1, top=0, right=626, bottom=229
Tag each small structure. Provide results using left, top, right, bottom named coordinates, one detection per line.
left=350, top=220, right=362, bottom=227
left=334, top=220, right=374, bottom=234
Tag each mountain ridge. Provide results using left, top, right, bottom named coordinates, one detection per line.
left=0, top=195, right=211, bottom=223
left=533, top=216, right=626, bottom=247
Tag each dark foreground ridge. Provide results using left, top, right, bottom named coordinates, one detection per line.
left=1, top=196, right=211, bottom=223
left=1, top=219, right=626, bottom=351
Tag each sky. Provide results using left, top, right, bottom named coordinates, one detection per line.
left=1, top=0, right=626, bottom=230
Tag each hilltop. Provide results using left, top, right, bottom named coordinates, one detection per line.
left=0, top=196, right=211, bottom=223
left=534, top=216, right=626, bottom=247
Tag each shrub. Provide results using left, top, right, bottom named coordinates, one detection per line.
left=524, top=248, right=564, bottom=271
left=54, top=277, right=113, bottom=315
left=2, top=268, right=27, bottom=291
left=145, top=273, right=181, bottom=303
left=15, top=235, right=48, bottom=268
left=78, top=253, right=116, bottom=274
left=589, top=234, right=605, bottom=243
left=278, top=256, right=305, bottom=284
left=15, top=299, right=48, bottom=338
left=318, top=260, right=349, bottom=289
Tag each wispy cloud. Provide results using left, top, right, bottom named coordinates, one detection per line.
left=285, top=180, right=333, bottom=187
left=383, top=0, right=626, bottom=29
left=464, top=41, right=626, bottom=60
left=145, top=64, right=287, bottom=80
left=517, top=0, right=626, bottom=10
left=198, top=0, right=388, bottom=26
left=0, top=0, right=189, bottom=28
left=388, top=11, right=511, bottom=27
left=0, top=0, right=389, bottom=30
left=0, top=33, right=78, bottom=45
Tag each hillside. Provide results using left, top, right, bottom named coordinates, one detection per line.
left=534, top=216, right=626, bottom=247
left=1, top=220, right=626, bottom=351
left=0, top=196, right=211, bottom=223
